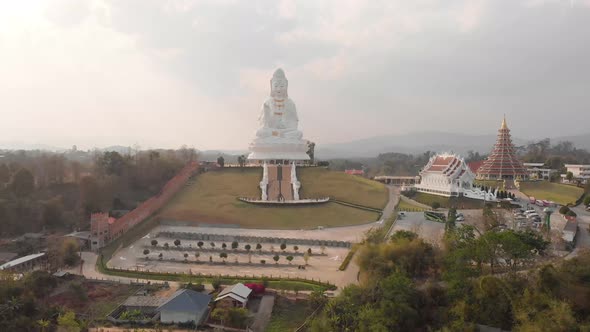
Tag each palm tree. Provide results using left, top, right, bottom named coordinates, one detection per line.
left=210, top=242, right=216, bottom=249
left=158, top=253, right=163, bottom=260
left=194, top=252, right=200, bottom=262
left=143, top=249, right=150, bottom=260
left=219, top=252, right=228, bottom=262
left=151, top=239, right=158, bottom=247
left=245, top=244, right=251, bottom=253
left=222, top=243, right=227, bottom=250
left=197, top=241, right=204, bottom=249
left=286, top=255, right=294, bottom=264
left=293, top=245, right=299, bottom=253
left=183, top=253, right=189, bottom=261
left=273, top=255, right=280, bottom=264
left=174, top=239, right=181, bottom=247
left=256, top=243, right=262, bottom=253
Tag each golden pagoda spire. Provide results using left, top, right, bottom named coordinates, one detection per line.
left=501, top=114, right=508, bottom=130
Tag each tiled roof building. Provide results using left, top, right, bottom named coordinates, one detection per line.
left=476, top=117, right=527, bottom=180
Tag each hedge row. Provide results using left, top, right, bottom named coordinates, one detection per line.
left=97, top=255, right=336, bottom=291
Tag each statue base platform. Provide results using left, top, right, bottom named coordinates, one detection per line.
left=247, top=139, right=310, bottom=161
left=238, top=197, right=330, bottom=205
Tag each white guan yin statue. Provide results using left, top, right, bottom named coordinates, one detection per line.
left=248, top=68, right=310, bottom=161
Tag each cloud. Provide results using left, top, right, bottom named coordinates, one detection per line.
left=0, top=0, right=589, bottom=150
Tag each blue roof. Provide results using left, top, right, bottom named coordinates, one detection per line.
left=157, top=289, right=211, bottom=313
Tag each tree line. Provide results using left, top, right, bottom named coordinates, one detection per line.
left=309, top=220, right=590, bottom=331
left=0, top=146, right=197, bottom=236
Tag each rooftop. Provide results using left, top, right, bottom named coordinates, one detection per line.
left=216, top=283, right=253, bottom=303
left=0, top=252, right=46, bottom=270
left=157, top=289, right=211, bottom=312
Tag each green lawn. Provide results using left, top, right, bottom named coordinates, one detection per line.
left=266, top=296, right=314, bottom=332
left=298, top=167, right=388, bottom=209
left=519, top=181, right=583, bottom=205
left=407, top=192, right=484, bottom=209
left=159, top=167, right=383, bottom=229
left=398, top=198, right=428, bottom=212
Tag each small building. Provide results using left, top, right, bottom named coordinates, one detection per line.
left=0, top=252, right=47, bottom=273
left=157, top=289, right=211, bottom=325
left=90, top=213, right=116, bottom=251
left=523, top=163, right=556, bottom=180
left=215, top=283, right=253, bottom=308
left=562, top=220, right=578, bottom=245
left=563, top=164, right=590, bottom=182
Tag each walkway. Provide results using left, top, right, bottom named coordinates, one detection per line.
left=251, top=294, right=275, bottom=332
left=566, top=206, right=590, bottom=260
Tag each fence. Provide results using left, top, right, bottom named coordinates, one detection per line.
left=156, top=231, right=352, bottom=248
left=108, top=162, right=199, bottom=240
left=98, top=256, right=337, bottom=290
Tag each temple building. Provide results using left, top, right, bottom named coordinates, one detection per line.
left=414, top=153, right=497, bottom=201
left=476, top=117, right=528, bottom=180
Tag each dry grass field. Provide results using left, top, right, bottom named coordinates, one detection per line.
left=158, top=167, right=386, bottom=229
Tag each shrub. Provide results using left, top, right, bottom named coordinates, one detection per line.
left=212, top=278, right=222, bottom=290
left=559, top=206, right=570, bottom=215
left=260, top=259, right=266, bottom=264
left=566, top=210, right=577, bottom=217
left=584, top=195, right=590, bottom=206
left=431, top=202, right=441, bottom=210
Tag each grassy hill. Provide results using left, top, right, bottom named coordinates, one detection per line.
left=298, top=167, right=388, bottom=209
left=158, top=167, right=387, bottom=229
left=518, top=181, right=583, bottom=205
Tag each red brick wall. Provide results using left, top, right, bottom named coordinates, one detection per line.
left=108, top=162, right=199, bottom=240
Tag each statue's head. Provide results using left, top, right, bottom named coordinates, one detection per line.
left=270, top=68, right=288, bottom=99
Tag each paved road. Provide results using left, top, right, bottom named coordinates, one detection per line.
left=250, top=295, right=275, bottom=332
left=566, top=206, right=590, bottom=259
left=383, top=186, right=401, bottom=238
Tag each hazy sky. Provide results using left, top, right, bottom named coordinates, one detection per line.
left=1, top=0, right=589, bottom=150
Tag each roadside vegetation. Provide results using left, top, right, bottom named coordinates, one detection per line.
left=308, top=220, right=590, bottom=331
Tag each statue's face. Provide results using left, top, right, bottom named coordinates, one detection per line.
left=271, top=79, right=287, bottom=98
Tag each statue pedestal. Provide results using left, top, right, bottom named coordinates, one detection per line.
left=247, top=138, right=310, bottom=161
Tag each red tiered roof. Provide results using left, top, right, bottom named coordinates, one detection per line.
left=476, top=117, right=527, bottom=180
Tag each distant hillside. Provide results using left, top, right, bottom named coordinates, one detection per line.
left=315, top=132, right=590, bottom=159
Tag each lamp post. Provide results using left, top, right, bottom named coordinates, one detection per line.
left=543, top=207, right=554, bottom=236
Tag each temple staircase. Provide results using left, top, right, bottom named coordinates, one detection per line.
left=267, top=165, right=294, bottom=201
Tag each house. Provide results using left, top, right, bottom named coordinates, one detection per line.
left=523, top=162, right=556, bottom=180
left=157, top=289, right=211, bottom=325
left=562, top=164, right=590, bottom=183
left=215, top=283, right=253, bottom=308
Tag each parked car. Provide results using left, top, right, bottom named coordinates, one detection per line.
left=586, top=205, right=590, bottom=211
left=456, top=216, right=465, bottom=222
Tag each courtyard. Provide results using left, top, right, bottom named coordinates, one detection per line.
left=106, top=223, right=377, bottom=287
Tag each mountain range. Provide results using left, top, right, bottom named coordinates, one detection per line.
left=2, top=132, right=589, bottom=160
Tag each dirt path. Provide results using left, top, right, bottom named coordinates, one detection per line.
left=251, top=294, right=275, bottom=332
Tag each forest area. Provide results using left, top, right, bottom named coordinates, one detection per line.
left=309, top=222, right=590, bottom=331
left=327, top=139, right=590, bottom=179
left=0, top=146, right=197, bottom=236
